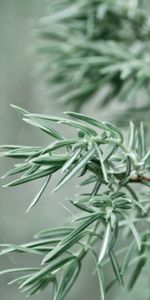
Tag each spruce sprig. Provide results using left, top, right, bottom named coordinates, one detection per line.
left=0, top=107, right=150, bottom=299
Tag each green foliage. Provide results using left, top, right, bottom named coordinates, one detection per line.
left=0, top=107, right=150, bottom=299
left=37, top=0, right=150, bottom=110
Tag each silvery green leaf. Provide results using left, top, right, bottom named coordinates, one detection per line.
left=98, top=222, right=111, bottom=265
left=53, top=147, right=95, bottom=193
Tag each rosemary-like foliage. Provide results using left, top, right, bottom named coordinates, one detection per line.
left=37, top=0, right=150, bottom=110
left=0, top=106, right=150, bottom=299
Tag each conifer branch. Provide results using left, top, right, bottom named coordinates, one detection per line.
left=37, top=0, right=150, bottom=110
left=0, top=107, right=150, bottom=299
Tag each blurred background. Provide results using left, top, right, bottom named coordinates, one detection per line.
left=0, top=1, right=150, bottom=300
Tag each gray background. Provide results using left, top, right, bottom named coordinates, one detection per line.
left=0, top=1, right=150, bottom=300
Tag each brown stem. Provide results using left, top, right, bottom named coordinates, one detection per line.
left=129, top=176, right=150, bottom=183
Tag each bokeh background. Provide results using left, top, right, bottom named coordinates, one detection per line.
left=0, top=1, right=150, bottom=300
